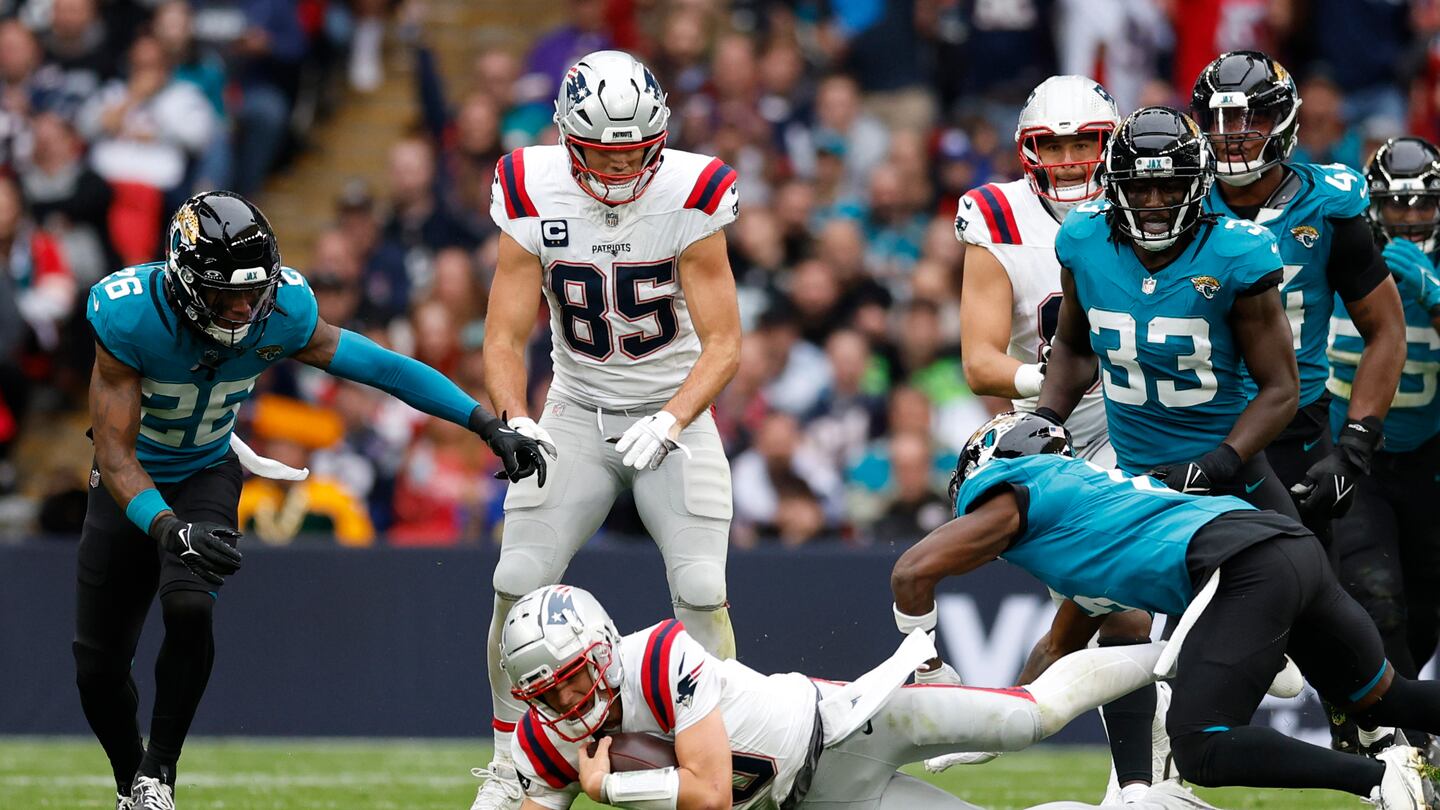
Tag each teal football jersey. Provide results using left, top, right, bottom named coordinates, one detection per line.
left=1207, top=162, right=1369, bottom=406
left=86, top=262, right=319, bottom=482
left=1056, top=202, right=1283, bottom=474
left=1329, top=253, right=1440, bottom=453
left=955, top=455, right=1254, bottom=617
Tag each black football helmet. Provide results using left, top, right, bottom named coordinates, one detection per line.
left=165, top=191, right=283, bottom=346
left=1190, top=51, right=1300, bottom=187
left=949, top=411, right=1073, bottom=510
left=1103, top=107, right=1215, bottom=252
left=1366, top=137, right=1440, bottom=254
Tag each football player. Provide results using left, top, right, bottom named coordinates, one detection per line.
left=1330, top=138, right=1440, bottom=705
left=476, top=50, right=741, bottom=808
left=956, top=75, right=1162, bottom=804
left=497, top=584, right=1167, bottom=810
left=1037, top=106, right=1301, bottom=516
left=81, top=192, right=548, bottom=810
left=1193, top=51, right=1405, bottom=545
left=892, top=411, right=1440, bottom=807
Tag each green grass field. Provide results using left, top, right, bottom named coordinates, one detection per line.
left=0, top=738, right=1367, bottom=809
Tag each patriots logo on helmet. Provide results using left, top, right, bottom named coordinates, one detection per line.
left=1190, top=275, right=1222, bottom=299
left=563, top=67, right=591, bottom=108
left=1291, top=225, right=1319, bottom=248
left=546, top=587, right=577, bottom=625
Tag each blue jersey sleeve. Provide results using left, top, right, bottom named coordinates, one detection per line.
left=1213, top=219, right=1284, bottom=290
left=86, top=270, right=150, bottom=371
left=1311, top=163, right=1369, bottom=220
left=1054, top=201, right=1107, bottom=272
left=274, top=267, right=320, bottom=355
left=955, top=458, right=1029, bottom=517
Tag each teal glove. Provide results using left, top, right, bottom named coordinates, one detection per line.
left=1383, top=238, right=1440, bottom=313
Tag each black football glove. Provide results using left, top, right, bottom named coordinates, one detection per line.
left=472, top=408, right=554, bottom=487
left=149, top=515, right=243, bottom=587
left=1290, top=417, right=1381, bottom=520
left=1148, top=444, right=1243, bottom=496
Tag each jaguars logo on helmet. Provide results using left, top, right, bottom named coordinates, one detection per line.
left=165, top=190, right=283, bottom=348
left=1190, top=51, right=1301, bottom=187
left=949, top=412, right=1074, bottom=510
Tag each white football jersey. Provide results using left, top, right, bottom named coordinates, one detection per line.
left=511, top=621, right=818, bottom=810
left=956, top=178, right=1107, bottom=449
left=490, top=146, right=739, bottom=409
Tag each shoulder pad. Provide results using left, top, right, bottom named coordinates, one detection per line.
left=87, top=264, right=164, bottom=342
left=1210, top=216, right=1280, bottom=258
left=639, top=619, right=686, bottom=732
left=682, top=157, right=737, bottom=216
left=496, top=148, right=541, bottom=219
left=1303, top=162, right=1369, bottom=218
left=1055, top=201, right=1108, bottom=253
left=960, top=184, right=1023, bottom=245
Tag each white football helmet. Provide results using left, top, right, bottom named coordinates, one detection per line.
left=554, top=50, right=670, bottom=205
left=499, top=585, right=624, bottom=742
left=1016, top=76, right=1121, bottom=217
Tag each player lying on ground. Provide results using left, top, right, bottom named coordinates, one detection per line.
left=81, top=191, right=551, bottom=810
left=496, top=584, right=1170, bottom=810
left=891, top=411, right=1440, bottom=809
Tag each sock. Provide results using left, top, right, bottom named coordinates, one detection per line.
left=139, top=592, right=215, bottom=785
left=672, top=603, right=736, bottom=660
left=1358, top=725, right=1395, bottom=749
left=1359, top=674, right=1440, bottom=732
left=487, top=595, right=526, bottom=743
left=493, top=728, right=514, bottom=765
left=1101, top=683, right=1157, bottom=786
left=1119, top=782, right=1149, bottom=803
left=1173, top=726, right=1384, bottom=794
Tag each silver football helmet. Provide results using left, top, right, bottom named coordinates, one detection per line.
left=554, top=50, right=670, bottom=205
left=499, top=585, right=624, bottom=742
left=1016, top=75, right=1121, bottom=218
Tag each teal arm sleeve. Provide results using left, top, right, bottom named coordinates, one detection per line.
left=327, top=330, right=481, bottom=426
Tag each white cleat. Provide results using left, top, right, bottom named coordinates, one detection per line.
left=116, top=792, right=136, bottom=810
left=130, top=776, right=175, bottom=810
left=1371, top=745, right=1438, bottom=810
left=470, top=760, right=525, bottom=810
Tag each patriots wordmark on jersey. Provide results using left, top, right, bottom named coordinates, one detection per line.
left=957, top=178, right=1107, bottom=449
left=491, top=145, right=739, bottom=410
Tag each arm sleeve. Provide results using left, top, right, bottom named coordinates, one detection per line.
left=955, top=461, right=1031, bottom=539
left=668, top=630, right=722, bottom=734
left=955, top=191, right=995, bottom=247
left=85, top=284, right=144, bottom=371
left=1325, top=215, right=1390, bottom=302
left=1238, top=268, right=1284, bottom=297
left=509, top=737, right=580, bottom=810
left=489, top=158, right=541, bottom=254
left=326, top=330, right=479, bottom=426
left=675, top=168, right=740, bottom=254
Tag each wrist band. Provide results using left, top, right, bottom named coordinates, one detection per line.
left=125, top=488, right=171, bottom=534
left=894, top=602, right=938, bottom=635
left=601, top=767, right=680, bottom=810
left=1013, top=363, right=1045, bottom=398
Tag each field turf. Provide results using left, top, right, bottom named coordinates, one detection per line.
left=0, top=737, right=1363, bottom=809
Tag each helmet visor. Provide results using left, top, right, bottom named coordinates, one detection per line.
left=1374, top=191, right=1440, bottom=246
left=198, top=282, right=277, bottom=330
left=1201, top=104, right=1278, bottom=175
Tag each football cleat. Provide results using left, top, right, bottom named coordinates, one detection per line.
left=130, top=776, right=175, bottom=810
left=469, top=761, right=524, bottom=810
left=116, top=792, right=136, bottom=810
left=1370, top=745, right=1438, bottom=809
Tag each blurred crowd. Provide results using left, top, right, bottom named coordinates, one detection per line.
left=5, top=0, right=1440, bottom=548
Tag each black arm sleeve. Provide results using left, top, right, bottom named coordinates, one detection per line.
left=1325, top=215, right=1389, bottom=302
left=1238, top=268, right=1284, bottom=297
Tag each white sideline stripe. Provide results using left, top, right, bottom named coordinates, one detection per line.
left=0, top=773, right=472, bottom=788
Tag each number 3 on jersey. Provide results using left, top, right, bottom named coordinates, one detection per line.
left=1089, top=309, right=1216, bottom=408
left=549, top=260, right=680, bottom=360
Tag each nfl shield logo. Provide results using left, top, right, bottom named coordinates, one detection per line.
left=1142, top=276, right=1157, bottom=295
left=605, top=211, right=619, bottom=227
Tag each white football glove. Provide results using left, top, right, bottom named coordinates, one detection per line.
left=610, top=411, right=691, bottom=470
left=913, top=661, right=963, bottom=686
left=507, top=416, right=558, bottom=459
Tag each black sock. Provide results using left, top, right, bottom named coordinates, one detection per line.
left=1358, top=674, right=1440, bottom=734
left=139, top=591, right=215, bottom=786
left=1101, top=682, right=1157, bottom=785
left=74, top=641, right=145, bottom=794
left=1173, top=726, right=1384, bottom=794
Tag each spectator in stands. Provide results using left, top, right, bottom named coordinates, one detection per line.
left=380, top=136, right=476, bottom=290
left=0, top=173, right=72, bottom=355
left=1303, top=0, right=1414, bottom=124
left=757, top=38, right=811, bottom=149
left=389, top=414, right=498, bottom=546
left=309, top=228, right=367, bottom=331
left=470, top=48, right=550, bottom=150
left=731, top=410, right=844, bottom=547
left=858, top=164, right=929, bottom=292
left=77, top=34, right=215, bottom=206
left=19, top=111, right=114, bottom=286
left=821, top=0, right=935, bottom=133
left=649, top=7, right=709, bottom=128
left=806, top=329, right=885, bottom=473
left=794, top=74, right=889, bottom=198
left=437, top=92, right=504, bottom=245
left=1292, top=74, right=1363, bottom=168
left=423, top=247, right=487, bottom=353
left=520, top=0, right=614, bottom=95
left=231, top=0, right=307, bottom=196
left=334, top=178, right=409, bottom=326
left=895, top=300, right=988, bottom=450
left=868, top=431, right=951, bottom=543
left=787, top=258, right=845, bottom=347
left=153, top=0, right=231, bottom=190
left=714, top=331, right=774, bottom=456
left=809, top=132, right=866, bottom=226
left=33, top=0, right=119, bottom=119
left=0, top=20, right=41, bottom=170
left=756, top=303, right=832, bottom=417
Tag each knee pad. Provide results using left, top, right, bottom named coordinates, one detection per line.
left=996, top=703, right=1045, bottom=751
left=73, top=640, right=129, bottom=686
left=1169, top=731, right=1221, bottom=787
left=491, top=534, right=563, bottom=601
left=159, top=590, right=214, bottom=636
left=670, top=559, right=727, bottom=611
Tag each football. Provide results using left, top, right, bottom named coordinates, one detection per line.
left=590, top=733, right=679, bottom=771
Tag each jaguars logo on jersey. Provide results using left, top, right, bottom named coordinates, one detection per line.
left=1290, top=225, right=1318, bottom=248
left=1190, top=276, right=1222, bottom=299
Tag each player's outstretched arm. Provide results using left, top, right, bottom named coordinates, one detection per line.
left=90, top=343, right=241, bottom=585
left=484, top=232, right=544, bottom=420
left=959, top=245, right=1030, bottom=398
left=613, top=230, right=741, bottom=471
left=293, top=315, right=553, bottom=485
left=892, top=490, right=1022, bottom=627
left=1036, top=266, right=1096, bottom=421
left=1227, top=285, right=1299, bottom=461
left=1341, top=276, right=1406, bottom=423
left=577, top=709, right=731, bottom=810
